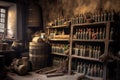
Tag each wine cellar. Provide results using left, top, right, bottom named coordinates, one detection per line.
left=0, top=0, right=120, bottom=80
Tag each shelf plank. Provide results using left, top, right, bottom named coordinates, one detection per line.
left=72, top=39, right=105, bottom=42
left=47, top=24, right=69, bottom=28
left=72, top=55, right=102, bottom=62
left=109, top=40, right=115, bottom=42
left=49, top=39, right=69, bottom=41
left=52, top=52, right=68, bottom=57
left=72, top=21, right=113, bottom=27
left=86, top=75, right=103, bottom=80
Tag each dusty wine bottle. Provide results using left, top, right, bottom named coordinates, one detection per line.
left=90, top=64, right=94, bottom=76
left=97, top=46, right=101, bottom=58
left=93, top=64, right=97, bottom=77
left=98, top=12, right=101, bottom=22
left=95, top=46, right=98, bottom=59
left=83, top=45, right=86, bottom=57
left=92, top=46, right=96, bottom=58
left=103, top=10, right=107, bottom=21
left=89, top=46, right=92, bottom=58
left=100, top=66, right=103, bottom=77
left=80, top=29, right=83, bottom=39
left=108, top=10, right=111, bottom=21
left=110, top=27, right=114, bottom=40
left=95, top=12, right=98, bottom=22
left=101, top=11, right=104, bottom=22
left=102, top=28, right=106, bottom=39
left=80, top=45, right=83, bottom=56
left=99, top=28, right=102, bottom=39
left=97, top=64, right=100, bottom=77
left=111, top=10, right=115, bottom=21
left=87, top=64, right=91, bottom=76
left=83, top=29, right=86, bottom=40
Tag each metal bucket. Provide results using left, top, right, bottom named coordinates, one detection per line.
left=29, top=42, right=50, bottom=70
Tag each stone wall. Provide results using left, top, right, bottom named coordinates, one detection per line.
left=39, top=0, right=120, bottom=28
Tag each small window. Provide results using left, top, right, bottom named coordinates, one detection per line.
left=0, top=7, right=7, bottom=39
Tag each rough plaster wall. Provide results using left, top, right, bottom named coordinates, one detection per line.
left=39, top=0, right=120, bottom=27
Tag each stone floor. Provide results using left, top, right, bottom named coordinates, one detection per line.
left=7, top=71, right=105, bottom=80
left=8, top=72, right=79, bottom=80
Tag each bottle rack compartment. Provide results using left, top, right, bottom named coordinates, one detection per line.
left=72, top=42, right=104, bottom=60
left=51, top=43, right=69, bottom=55
left=52, top=56, right=68, bottom=67
left=72, top=59, right=103, bottom=78
left=49, top=27, right=70, bottom=39
left=73, top=26, right=106, bottom=40
left=71, top=10, right=115, bottom=24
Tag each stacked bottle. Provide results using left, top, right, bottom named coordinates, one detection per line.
left=52, top=44, right=69, bottom=54
left=72, top=14, right=86, bottom=24
left=52, top=29, right=65, bottom=35
left=53, top=17, right=68, bottom=26
left=74, top=27, right=106, bottom=40
left=73, top=44, right=101, bottom=59
left=75, top=61, right=103, bottom=77
left=109, top=27, right=114, bottom=40
left=71, top=10, right=115, bottom=25
left=53, top=57, right=66, bottom=66
left=92, top=10, right=115, bottom=22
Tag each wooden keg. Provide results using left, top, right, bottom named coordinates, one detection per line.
left=29, top=42, right=50, bottom=70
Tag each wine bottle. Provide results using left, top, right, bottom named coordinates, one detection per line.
left=88, top=28, right=92, bottom=39
left=95, top=12, right=98, bottom=22
left=96, top=28, right=99, bottom=39
left=85, top=28, right=89, bottom=39
left=101, top=11, right=104, bottom=22
left=93, top=64, right=97, bottom=77
left=100, top=66, right=103, bottom=77
left=98, top=12, right=101, bottom=22
left=95, top=46, right=98, bottom=59
left=87, top=64, right=91, bottom=76
left=83, top=29, right=86, bottom=40
left=97, top=46, right=101, bottom=59
left=97, top=64, right=100, bottom=77
left=90, top=64, right=94, bottom=76
left=99, top=28, right=102, bottom=39
left=83, top=45, right=86, bottom=57
left=111, top=10, right=115, bottom=21
left=75, top=29, right=78, bottom=39
left=80, top=45, right=83, bottom=56
left=80, top=29, right=83, bottom=39
left=110, top=27, right=114, bottom=40
left=83, top=63, right=86, bottom=74
left=93, top=46, right=96, bottom=58
left=103, top=10, right=108, bottom=21
left=108, top=10, right=111, bottom=21
left=103, top=28, right=106, bottom=39
left=77, top=62, right=80, bottom=73
left=89, top=45, right=92, bottom=58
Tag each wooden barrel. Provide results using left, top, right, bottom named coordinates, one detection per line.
left=29, top=42, right=50, bottom=70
